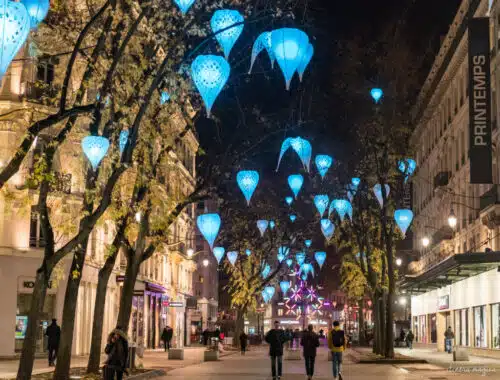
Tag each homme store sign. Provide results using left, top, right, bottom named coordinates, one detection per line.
left=468, top=17, right=493, bottom=184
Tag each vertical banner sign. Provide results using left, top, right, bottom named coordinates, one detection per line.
left=468, top=17, right=492, bottom=184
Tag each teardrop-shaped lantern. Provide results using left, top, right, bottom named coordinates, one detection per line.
left=296, top=252, right=306, bottom=265
left=315, top=155, right=333, bottom=179
left=269, top=220, right=276, bottom=229
left=236, top=170, right=259, bottom=205
left=288, top=174, right=304, bottom=199
left=329, top=199, right=350, bottom=221
left=289, top=214, right=297, bottom=222
left=264, top=285, right=275, bottom=300
left=285, top=196, right=293, bottom=206
left=373, top=184, right=390, bottom=208
left=297, top=43, right=314, bottom=81
left=82, top=136, right=110, bottom=170
left=257, top=220, right=269, bottom=236
left=119, top=129, right=129, bottom=155
left=285, top=258, right=293, bottom=267
left=290, top=137, right=312, bottom=172
left=315, top=251, right=326, bottom=269
left=277, top=246, right=289, bottom=263
left=320, top=219, right=335, bottom=241
left=213, top=246, right=225, bottom=264
left=196, top=213, right=221, bottom=250
left=0, top=0, right=31, bottom=79
left=227, top=250, right=238, bottom=266
left=262, top=290, right=270, bottom=303
left=300, top=263, right=314, bottom=278
left=173, top=0, right=196, bottom=14
left=210, top=9, right=244, bottom=59
left=305, top=240, right=312, bottom=248
left=370, top=87, right=383, bottom=103
left=398, top=158, right=416, bottom=182
left=261, top=263, right=271, bottom=278
left=245, top=249, right=252, bottom=256
left=160, top=90, right=170, bottom=105
left=314, top=195, right=329, bottom=217
left=191, top=55, right=230, bottom=117
left=280, top=281, right=291, bottom=295
left=21, top=0, right=49, bottom=29
left=394, top=209, right=414, bottom=237
left=271, top=28, right=309, bottom=90
left=348, top=177, right=361, bottom=200
left=249, top=31, right=275, bottom=74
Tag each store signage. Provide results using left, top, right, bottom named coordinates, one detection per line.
left=468, top=17, right=492, bottom=184
left=15, top=316, right=28, bottom=339
left=438, top=295, right=450, bottom=310
left=167, top=301, right=184, bottom=307
left=186, top=297, right=198, bottom=310
left=23, top=280, right=52, bottom=289
left=279, top=320, right=300, bottom=325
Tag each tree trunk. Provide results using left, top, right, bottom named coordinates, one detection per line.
left=358, top=299, right=366, bottom=346
left=16, top=266, right=51, bottom=380
left=385, top=290, right=395, bottom=358
left=234, top=307, right=246, bottom=348
left=86, top=254, right=117, bottom=373
left=116, top=258, right=140, bottom=332
left=380, top=291, right=387, bottom=356
left=54, top=242, right=88, bottom=380
left=372, top=297, right=379, bottom=354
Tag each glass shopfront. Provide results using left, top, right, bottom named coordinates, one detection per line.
left=474, top=306, right=487, bottom=348
left=492, top=304, right=500, bottom=349
left=454, top=309, right=469, bottom=347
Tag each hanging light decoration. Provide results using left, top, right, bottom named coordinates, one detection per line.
left=213, top=247, right=225, bottom=264
left=257, top=220, right=269, bottom=236
left=276, top=137, right=312, bottom=172
left=269, top=220, right=276, bottom=229
left=261, top=263, right=271, bottom=278
left=277, top=251, right=286, bottom=263
left=315, top=155, right=333, bottom=179
left=305, top=240, right=312, bottom=248
left=296, top=252, right=306, bottom=266
left=196, top=213, right=221, bottom=250
left=348, top=177, right=361, bottom=200
left=297, top=43, right=314, bottom=82
left=345, top=201, right=353, bottom=220
left=227, top=251, right=238, bottom=266
left=160, top=90, right=170, bottom=105
left=288, top=174, right=304, bottom=199
left=300, top=263, right=314, bottom=278
left=210, top=9, right=244, bottom=59
left=314, top=195, right=329, bottom=217
left=285, top=196, right=293, bottom=206
left=398, top=158, right=417, bottom=182
left=320, top=219, right=335, bottom=241
left=315, top=251, right=327, bottom=269
left=191, top=55, right=230, bottom=117
left=118, top=129, right=129, bottom=155
left=21, top=0, right=49, bottom=29
left=373, top=184, right=390, bottom=208
left=280, top=281, right=291, bottom=295
left=277, top=246, right=290, bottom=263
left=264, top=286, right=275, bottom=300
left=236, top=170, right=259, bottom=205
left=271, top=28, right=309, bottom=90
left=248, top=31, right=275, bottom=73
left=394, top=209, right=414, bottom=238
left=245, top=249, right=252, bottom=256
left=0, top=0, right=31, bottom=80
left=286, top=258, right=294, bottom=268
left=289, top=214, right=297, bottom=222
left=82, top=136, right=110, bottom=170
left=173, top=0, right=196, bottom=14
left=262, top=290, right=270, bottom=303
left=329, top=199, right=350, bottom=221
left=370, top=87, right=383, bottom=103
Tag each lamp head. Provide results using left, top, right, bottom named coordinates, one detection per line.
left=448, top=209, right=457, bottom=229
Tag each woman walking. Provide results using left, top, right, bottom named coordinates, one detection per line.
left=301, top=325, right=320, bottom=380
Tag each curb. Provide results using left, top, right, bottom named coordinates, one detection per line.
left=126, top=370, right=167, bottom=379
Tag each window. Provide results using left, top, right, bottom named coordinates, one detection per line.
left=36, top=61, right=54, bottom=85
left=455, top=309, right=469, bottom=346
left=278, top=309, right=283, bottom=316
left=474, top=305, right=487, bottom=348
left=492, top=304, right=500, bottom=349
left=29, top=206, right=45, bottom=248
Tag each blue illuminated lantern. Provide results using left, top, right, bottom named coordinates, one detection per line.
left=288, top=174, right=304, bottom=199
left=285, top=258, right=294, bottom=267
left=289, top=214, right=297, bottom=222
left=249, top=31, right=275, bottom=74
left=210, top=9, right=244, bottom=59
left=398, top=158, right=417, bottom=182
left=277, top=251, right=286, bottom=263
left=173, top=0, right=196, bottom=14
left=21, top=0, right=49, bottom=29
left=345, top=201, right=353, bottom=220
left=264, top=286, right=275, bottom=300
left=160, top=90, right=170, bottom=105
left=305, top=240, right=312, bottom=248
left=329, top=199, right=350, bottom=221
left=300, top=263, right=314, bottom=278
left=348, top=177, right=361, bottom=200
left=257, top=220, right=269, bottom=236
left=370, top=88, right=383, bottom=103
left=118, top=129, right=129, bottom=155
left=280, top=281, right=291, bottom=295
left=278, top=246, right=290, bottom=263
left=0, top=0, right=31, bottom=80
left=296, top=252, right=306, bottom=265
left=262, top=290, right=270, bottom=303
left=269, top=220, right=276, bottom=229
left=320, top=219, right=335, bottom=241
left=227, top=251, right=238, bottom=266
left=213, top=247, right=225, bottom=264
left=191, top=55, right=230, bottom=117
left=315, top=155, right=333, bottom=179
left=285, top=196, right=293, bottom=206
left=271, top=28, right=310, bottom=90
left=373, top=184, right=390, bottom=208
left=276, top=137, right=312, bottom=172
left=314, top=195, right=329, bottom=217
left=262, top=263, right=271, bottom=278
left=394, top=209, right=414, bottom=238
left=196, top=213, right=221, bottom=250
left=315, top=251, right=327, bottom=269
left=297, top=43, right=314, bottom=82
left=245, top=249, right=252, bottom=256
left=82, top=136, right=110, bottom=170
left=236, top=170, right=259, bottom=205
left=301, top=274, right=307, bottom=281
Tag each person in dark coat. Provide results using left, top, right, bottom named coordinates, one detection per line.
left=265, top=321, right=287, bottom=380
left=301, top=324, right=320, bottom=380
left=239, top=331, right=248, bottom=355
left=202, top=329, right=210, bottom=345
left=163, top=325, right=173, bottom=350
left=45, top=319, right=61, bottom=366
left=104, top=327, right=129, bottom=380
left=161, top=327, right=169, bottom=351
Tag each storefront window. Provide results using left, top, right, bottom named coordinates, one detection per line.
left=460, top=309, right=469, bottom=346
left=430, top=314, right=437, bottom=344
left=474, top=306, right=487, bottom=348
left=419, top=315, right=427, bottom=343
left=492, top=304, right=500, bottom=349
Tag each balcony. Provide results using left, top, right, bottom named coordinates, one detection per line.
left=433, top=171, right=451, bottom=190
left=480, top=185, right=500, bottom=229
left=24, top=82, right=60, bottom=106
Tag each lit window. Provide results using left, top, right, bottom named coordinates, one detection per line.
left=278, top=309, right=283, bottom=316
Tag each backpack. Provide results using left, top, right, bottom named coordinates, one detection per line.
left=332, top=330, right=345, bottom=348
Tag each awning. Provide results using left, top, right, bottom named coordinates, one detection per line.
left=400, top=252, right=500, bottom=294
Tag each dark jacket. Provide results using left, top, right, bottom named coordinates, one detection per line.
left=239, top=332, right=248, bottom=347
left=45, top=323, right=61, bottom=348
left=164, top=327, right=173, bottom=341
left=265, top=328, right=287, bottom=356
left=105, top=329, right=129, bottom=371
left=406, top=331, right=414, bottom=342
left=301, top=330, right=320, bottom=357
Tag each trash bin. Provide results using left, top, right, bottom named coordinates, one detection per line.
left=127, top=346, right=136, bottom=369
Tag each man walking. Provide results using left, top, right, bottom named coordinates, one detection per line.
left=265, top=320, right=287, bottom=380
left=328, top=321, right=347, bottom=380
left=444, top=326, right=455, bottom=354
left=45, top=319, right=60, bottom=366
left=164, top=325, right=173, bottom=350
left=301, top=324, right=320, bottom=380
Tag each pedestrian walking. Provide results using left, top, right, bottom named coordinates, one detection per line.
left=405, top=330, right=414, bottom=349
left=103, top=327, right=129, bottom=380
left=161, top=327, right=169, bottom=351
left=328, top=321, right=347, bottom=380
left=45, top=318, right=60, bottom=366
left=265, top=320, right=287, bottom=380
left=444, top=326, right=455, bottom=354
left=202, top=329, right=210, bottom=345
left=301, top=324, right=320, bottom=380
left=399, top=328, right=406, bottom=345
left=239, top=331, right=248, bottom=355
left=163, top=325, right=173, bottom=350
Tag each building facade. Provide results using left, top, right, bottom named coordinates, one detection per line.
left=408, top=0, right=500, bottom=357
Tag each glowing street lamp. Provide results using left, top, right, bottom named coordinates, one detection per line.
left=187, top=248, right=194, bottom=258
left=395, top=258, right=402, bottom=266
left=202, top=259, right=209, bottom=267
left=448, top=208, right=457, bottom=229
left=422, top=236, right=430, bottom=248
